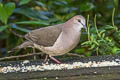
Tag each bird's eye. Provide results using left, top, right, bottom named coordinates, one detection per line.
left=78, top=19, right=81, bottom=23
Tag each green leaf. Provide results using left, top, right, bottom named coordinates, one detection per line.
left=101, top=33, right=105, bottom=38
left=114, top=0, right=119, bottom=8
left=35, top=1, right=46, bottom=7
left=80, top=2, right=95, bottom=12
left=104, top=25, right=114, bottom=30
left=85, top=51, right=92, bottom=57
left=0, top=2, right=15, bottom=24
left=93, top=41, right=99, bottom=46
left=81, top=41, right=91, bottom=45
left=15, top=20, right=49, bottom=25
left=74, top=48, right=85, bottom=54
left=14, top=8, right=49, bottom=20
left=19, top=0, right=31, bottom=5
left=5, top=2, right=15, bottom=17
left=90, top=34, right=96, bottom=41
left=112, top=46, right=119, bottom=54
left=11, top=24, right=31, bottom=32
left=0, top=3, right=8, bottom=24
left=99, top=30, right=106, bottom=35
left=0, top=2, right=3, bottom=7
left=89, top=44, right=96, bottom=50
left=0, top=25, right=8, bottom=32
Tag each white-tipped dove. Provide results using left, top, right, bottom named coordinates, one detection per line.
left=10, top=15, right=87, bottom=64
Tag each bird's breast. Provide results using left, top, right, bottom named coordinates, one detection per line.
left=48, top=31, right=81, bottom=56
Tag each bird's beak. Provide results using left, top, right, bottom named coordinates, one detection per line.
left=79, top=21, right=87, bottom=31
left=81, top=22, right=87, bottom=31
left=83, top=24, right=87, bottom=31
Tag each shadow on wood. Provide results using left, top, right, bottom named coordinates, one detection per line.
left=0, top=55, right=120, bottom=80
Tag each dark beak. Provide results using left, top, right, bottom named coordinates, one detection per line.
left=83, top=24, right=87, bottom=30
left=81, top=22, right=87, bottom=31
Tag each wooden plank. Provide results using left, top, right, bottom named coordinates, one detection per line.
left=0, top=55, right=120, bottom=80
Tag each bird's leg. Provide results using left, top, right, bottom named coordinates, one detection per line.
left=49, top=55, right=61, bottom=64
left=43, top=55, right=49, bottom=63
left=32, top=47, right=37, bottom=60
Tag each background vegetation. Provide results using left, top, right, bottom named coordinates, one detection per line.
left=0, top=0, right=120, bottom=60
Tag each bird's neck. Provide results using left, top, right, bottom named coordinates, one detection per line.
left=63, top=22, right=82, bottom=33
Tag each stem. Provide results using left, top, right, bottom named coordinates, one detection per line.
left=96, top=47, right=99, bottom=56
left=0, top=52, right=42, bottom=61
left=5, top=25, right=9, bottom=53
left=87, top=14, right=90, bottom=40
left=112, top=8, right=115, bottom=27
left=94, top=15, right=101, bottom=38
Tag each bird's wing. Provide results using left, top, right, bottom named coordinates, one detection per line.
left=25, top=24, right=63, bottom=47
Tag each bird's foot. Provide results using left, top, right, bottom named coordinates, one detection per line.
left=43, top=55, right=61, bottom=64
left=49, top=56, right=61, bottom=64
left=43, top=55, right=49, bottom=63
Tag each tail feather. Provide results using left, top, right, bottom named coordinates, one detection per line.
left=8, top=41, right=33, bottom=53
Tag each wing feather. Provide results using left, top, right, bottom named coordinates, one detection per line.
left=25, top=24, right=63, bottom=47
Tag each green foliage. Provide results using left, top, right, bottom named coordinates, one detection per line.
left=0, top=2, right=15, bottom=24
left=81, top=8, right=120, bottom=55
left=80, top=2, right=95, bottom=12
left=0, top=0, right=120, bottom=58
left=19, top=0, right=31, bottom=5
left=15, top=20, right=49, bottom=25
left=14, top=8, right=50, bottom=20
left=0, top=25, right=8, bottom=32
left=11, top=24, right=31, bottom=32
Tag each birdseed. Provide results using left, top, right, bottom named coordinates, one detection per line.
left=0, top=59, right=120, bottom=73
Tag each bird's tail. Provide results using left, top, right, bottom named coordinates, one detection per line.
left=8, top=41, right=33, bottom=53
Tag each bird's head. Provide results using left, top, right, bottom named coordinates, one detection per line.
left=72, top=15, right=87, bottom=31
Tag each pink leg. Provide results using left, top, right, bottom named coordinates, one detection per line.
left=43, top=55, right=49, bottom=63
left=49, top=56, right=61, bottom=64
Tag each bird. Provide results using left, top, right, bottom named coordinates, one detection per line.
left=9, top=15, right=87, bottom=64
